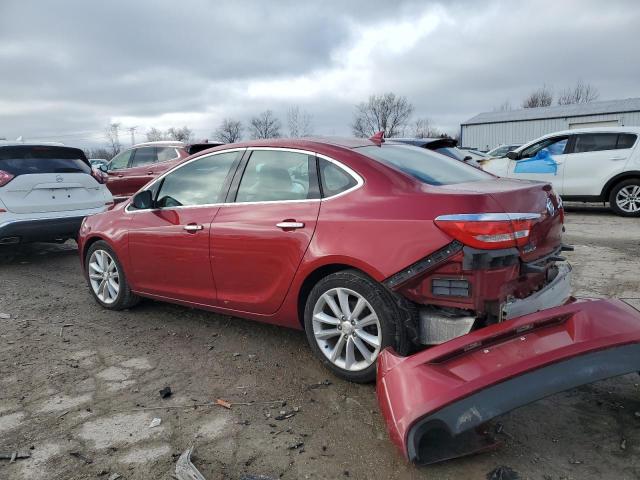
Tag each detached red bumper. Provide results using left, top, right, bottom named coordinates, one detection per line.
left=376, top=299, right=640, bottom=465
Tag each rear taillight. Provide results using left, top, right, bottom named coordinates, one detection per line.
left=91, top=168, right=106, bottom=184
left=0, top=170, right=15, bottom=187
left=434, top=213, right=541, bottom=250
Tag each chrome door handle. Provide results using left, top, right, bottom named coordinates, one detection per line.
left=276, top=221, right=305, bottom=229
left=183, top=224, right=204, bottom=232
left=611, top=157, right=626, bottom=161
left=147, top=170, right=154, bottom=175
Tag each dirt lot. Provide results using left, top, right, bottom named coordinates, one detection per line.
left=1, top=205, right=639, bottom=480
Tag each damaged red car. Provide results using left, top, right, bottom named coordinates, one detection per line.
left=78, top=136, right=640, bottom=464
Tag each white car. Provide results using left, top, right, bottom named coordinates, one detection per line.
left=483, top=127, right=640, bottom=216
left=0, top=143, right=113, bottom=245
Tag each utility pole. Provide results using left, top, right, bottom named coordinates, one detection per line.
left=128, top=126, right=137, bottom=146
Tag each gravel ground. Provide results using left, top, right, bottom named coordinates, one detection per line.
left=1, top=206, right=639, bottom=480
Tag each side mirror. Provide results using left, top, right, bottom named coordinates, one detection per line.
left=132, top=190, right=153, bottom=210
left=506, top=151, right=519, bottom=160
left=463, top=155, right=473, bottom=162
left=98, top=163, right=108, bottom=172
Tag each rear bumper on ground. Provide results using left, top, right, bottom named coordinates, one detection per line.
left=376, top=298, right=640, bottom=465
left=0, top=215, right=86, bottom=244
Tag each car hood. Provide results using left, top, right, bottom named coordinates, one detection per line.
left=376, top=298, right=640, bottom=465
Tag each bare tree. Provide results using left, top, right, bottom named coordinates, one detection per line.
left=352, top=92, right=414, bottom=138
left=213, top=118, right=243, bottom=143
left=105, top=123, right=121, bottom=158
left=522, top=85, right=553, bottom=108
left=85, top=147, right=113, bottom=160
left=287, top=106, right=313, bottom=137
left=166, top=126, right=193, bottom=142
left=494, top=99, right=513, bottom=112
left=413, top=118, right=442, bottom=138
left=557, top=80, right=600, bottom=105
left=146, top=127, right=164, bottom=142
left=249, top=110, right=282, bottom=139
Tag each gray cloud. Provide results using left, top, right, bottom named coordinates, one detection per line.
left=0, top=0, right=638, bottom=147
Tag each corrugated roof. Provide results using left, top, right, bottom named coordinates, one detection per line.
left=462, top=97, right=640, bottom=125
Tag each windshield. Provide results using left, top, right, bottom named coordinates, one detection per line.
left=358, top=145, right=492, bottom=186
left=0, top=146, right=91, bottom=175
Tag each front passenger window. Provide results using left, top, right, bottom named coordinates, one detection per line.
left=108, top=150, right=132, bottom=170
left=155, top=151, right=240, bottom=208
left=235, top=150, right=312, bottom=203
left=519, top=137, right=568, bottom=159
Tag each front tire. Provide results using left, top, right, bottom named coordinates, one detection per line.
left=303, top=269, right=409, bottom=383
left=609, top=178, right=640, bottom=217
left=85, top=240, right=139, bottom=310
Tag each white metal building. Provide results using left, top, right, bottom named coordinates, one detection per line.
left=461, top=97, right=640, bottom=151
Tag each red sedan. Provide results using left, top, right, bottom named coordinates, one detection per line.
left=79, top=135, right=566, bottom=378
left=78, top=136, right=640, bottom=462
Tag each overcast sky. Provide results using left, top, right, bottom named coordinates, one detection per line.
left=1, top=0, right=639, bottom=148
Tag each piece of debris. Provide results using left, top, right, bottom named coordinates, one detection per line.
left=159, top=386, right=172, bottom=399
left=216, top=398, right=232, bottom=409
left=635, top=411, right=640, bottom=418
left=233, top=352, right=241, bottom=357
left=175, top=446, right=206, bottom=480
left=620, top=438, right=627, bottom=450
left=58, top=410, right=70, bottom=419
left=486, top=466, right=520, bottom=480
left=240, top=475, right=276, bottom=480
left=306, top=379, right=332, bottom=390
left=108, top=474, right=122, bottom=480
left=288, top=441, right=304, bottom=450
left=568, top=458, right=583, bottom=465
left=0, top=313, right=10, bottom=319
left=0, top=451, right=31, bottom=462
left=149, top=417, right=162, bottom=428
left=275, top=411, right=296, bottom=420
left=69, top=451, right=93, bottom=464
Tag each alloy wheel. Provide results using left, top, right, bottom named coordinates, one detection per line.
left=88, top=249, right=120, bottom=304
left=615, top=185, right=640, bottom=213
left=312, top=287, right=382, bottom=372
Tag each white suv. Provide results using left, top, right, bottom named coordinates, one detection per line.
left=0, top=143, right=113, bottom=245
left=483, top=127, right=640, bottom=216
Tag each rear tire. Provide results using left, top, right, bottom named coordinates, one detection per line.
left=609, top=178, right=640, bottom=217
left=85, top=240, right=139, bottom=310
left=303, top=269, right=409, bottom=383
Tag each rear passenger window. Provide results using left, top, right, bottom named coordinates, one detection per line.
left=319, top=158, right=357, bottom=197
left=130, top=147, right=157, bottom=167
left=235, top=150, right=313, bottom=203
left=573, top=133, right=619, bottom=153
left=155, top=151, right=239, bottom=208
left=157, top=147, right=180, bottom=163
left=617, top=134, right=637, bottom=149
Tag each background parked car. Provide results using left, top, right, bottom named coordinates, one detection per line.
left=392, top=137, right=481, bottom=167
left=487, top=143, right=521, bottom=158
left=89, top=158, right=108, bottom=169
left=482, top=127, right=640, bottom=216
left=0, top=143, right=113, bottom=245
left=99, top=140, right=222, bottom=200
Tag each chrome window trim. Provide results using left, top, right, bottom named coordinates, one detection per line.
left=124, top=147, right=364, bottom=213
left=435, top=213, right=542, bottom=222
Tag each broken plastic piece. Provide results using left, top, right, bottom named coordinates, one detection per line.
left=175, top=446, right=206, bottom=480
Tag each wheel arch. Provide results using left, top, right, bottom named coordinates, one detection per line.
left=81, top=234, right=111, bottom=266
left=295, top=261, right=382, bottom=329
left=601, top=170, right=640, bottom=200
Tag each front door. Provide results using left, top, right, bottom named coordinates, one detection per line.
left=507, top=135, right=569, bottom=193
left=120, top=146, right=158, bottom=197
left=127, top=150, right=242, bottom=304
left=105, top=149, right=134, bottom=197
left=212, top=149, right=320, bottom=314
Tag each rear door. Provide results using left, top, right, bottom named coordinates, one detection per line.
left=127, top=149, right=242, bottom=303
left=507, top=136, right=569, bottom=193
left=562, top=132, right=638, bottom=196
left=211, top=148, right=321, bottom=314
left=0, top=145, right=105, bottom=213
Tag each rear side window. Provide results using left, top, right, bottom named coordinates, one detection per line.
left=0, top=146, right=91, bottom=176
left=235, top=150, right=314, bottom=202
left=155, top=151, right=240, bottom=208
left=130, top=147, right=157, bottom=167
left=319, top=158, right=357, bottom=197
left=616, top=134, right=637, bottom=149
left=573, top=133, right=619, bottom=153
left=157, top=147, right=180, bottom=163
left=358, top=145, right=492, bottom=186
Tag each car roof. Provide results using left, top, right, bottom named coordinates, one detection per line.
left=0, top=141, right=67, bottom=147
left=202, top=136, right=380, bottom=151
left=513, top=126, right=640, bottom=152
left=130, top=140, right=185, bottom=148
left=390, top=137, right=458, bottom=148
